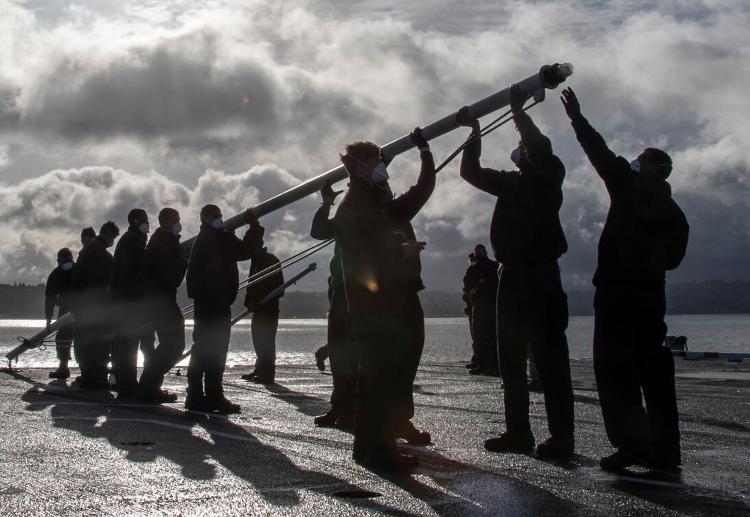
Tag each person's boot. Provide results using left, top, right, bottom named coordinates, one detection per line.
left=140, top=387, right=179, bottom=404
left=251, top=374, right=274, bottom=385
left=536, top=436, right=575, bottom=459
left=396, top=421, right=432, bottom=446
left=314, top=411, right=338, bottom=428
left=484, top=432, right=535, bottom=453
left=49, top=362, right=71, bottom=380
left=364, top=447, right=418, bottom=471
left=600, top=447, right=651, bottom=471
left=314, top=347, right=327, bottom=372
left=204, top=394, right=241, bottom=414
left=644, top=448, right=681, bottom=471
left=241, top=371, right=256, bottom=382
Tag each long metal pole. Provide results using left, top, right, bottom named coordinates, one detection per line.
left=181, top=62, right=574, bottom=249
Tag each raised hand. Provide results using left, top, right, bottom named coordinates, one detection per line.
left=561, top=87, right=582, bottom=119
left=320, top=181, right=343, bottom=205
left=455, top=106, right=479, bottom=129
left=510, top=84, right=527, bottom=113
left=410, top=127, right=429, bottom=149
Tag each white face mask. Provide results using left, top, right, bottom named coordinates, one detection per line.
left=211, top=217, right=224, bottom=230
left=172, top=222, right=182, bottom=235
left=372, top=162, right=389, bottom=183
left=61, top=262, right=73, bottom=271
left=510, top=147, right=522, bottom=166
left=139, top=222, right=150, bottom=235
left=630, top=159, right=641, bottom=173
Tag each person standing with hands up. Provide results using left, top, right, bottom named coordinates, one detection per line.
left=457, top=84, right=575, bottom=459
left=561, top=87, right=688, bottom=471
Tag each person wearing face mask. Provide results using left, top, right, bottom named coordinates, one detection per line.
left=561, top=88, right=689, bottom=471
left=138, top=207, right=189, bottom=403
left=377, top=128, right=436, bottom=448
left=44, top=248, right=76, bottom=379
left=463, top=244, right=500, bottom=376
left=110, top=208, right=154, bottom=398
left=185, top=204, right=264, bottom=413
left=70, top=221, right=120, bottom=389
left=332, top=128, right=433, bottom=470
left=457, top=84, right=574, bottom=459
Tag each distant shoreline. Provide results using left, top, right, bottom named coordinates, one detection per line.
left=2, top=280, right=750, bottom=318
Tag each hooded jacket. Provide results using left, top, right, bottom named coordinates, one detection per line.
left=461, top=112, right=567, bottom=267
left=570, top=114, right=689, bottom=287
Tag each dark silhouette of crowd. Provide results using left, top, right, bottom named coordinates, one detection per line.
left=40, top=85, right=688, bottom=473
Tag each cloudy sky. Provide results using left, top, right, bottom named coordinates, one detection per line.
left=0, top=0, right=748, bottom=291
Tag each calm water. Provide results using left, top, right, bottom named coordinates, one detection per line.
left=1, top=315, right=749, bottom=368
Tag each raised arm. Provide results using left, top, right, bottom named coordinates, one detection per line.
left=561, top=87, right=631, bottom=186
left=456, top=106, right=517, bottom=196
left=386, top=128, right=436, bottom=221
left=310, top=182, right=342, bottom=240
left=231, top=210, right=264, bottom=261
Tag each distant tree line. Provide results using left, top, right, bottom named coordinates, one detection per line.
left=2, top=281, right=750, bottom=319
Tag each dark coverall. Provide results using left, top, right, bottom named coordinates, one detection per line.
left=186, top=225, right=262, bottom=399
left=110, top=227, right=153, bottom=393
left=381, top=148, right=435, bottom=429
left=139, top=227, right=188, bottom=395
left=45, top=265, right=75, bottom=362
left=461, top=111, right=574, bottom=443
left=463, top=256, right=499, bottom=372
left=70, top=236, right=115, bottom=384
left=570, top=114, right=689, bottom=462
left=333, top=180, right=402, bottom=458
left=244, top=247, right=284, bottom=380
left=312, top=204, right=357, bottom=420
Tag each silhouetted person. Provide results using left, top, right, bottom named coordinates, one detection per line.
left=380, top=128, right=435, bottom=447
left=462, top=252, right=478, bottom=369
left=71, top=221, right=120, bottom=389
left=562, top=87, right=689, bottom=471
left=81, top=227, right=96, bottom=248
left=138, top=207, right=188, bottom=403
left=463, top=244, right=499, bottom=376
left=185, top=204, right=263, bottom=414
left=110, top=208, right=153, bottom=398
left=45, top=248, right=75, bottom=379
left=241, top=245, right=284, bottom=385
left=333, top=129, right=431, bottom=470
left=457, top=84, right=574, bottom=459
left=310, top=182, right=356, bottom=430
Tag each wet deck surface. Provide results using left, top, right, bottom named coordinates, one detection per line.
left=1, top=359, right=748, bottom=516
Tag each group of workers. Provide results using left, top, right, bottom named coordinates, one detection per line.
left=42, top=85, right=688, bottom=473
left=43, top=205, right=283, bottom=413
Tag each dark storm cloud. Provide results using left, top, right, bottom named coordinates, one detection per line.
left=0, top=0, right=749, bottom=291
